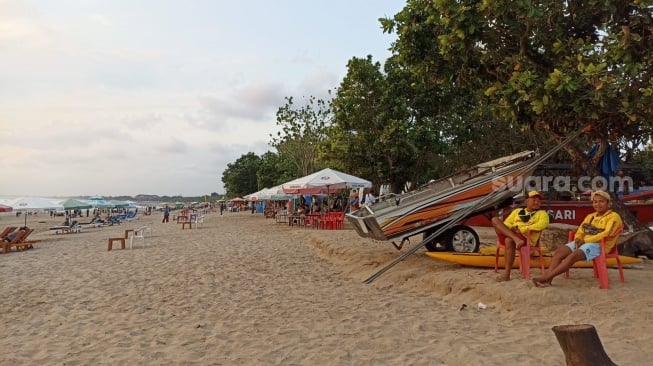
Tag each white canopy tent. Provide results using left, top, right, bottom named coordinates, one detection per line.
left=281, top=168, right=372, bottom=195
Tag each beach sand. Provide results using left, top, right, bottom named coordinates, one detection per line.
left=1, top=211, right=651, bottom=365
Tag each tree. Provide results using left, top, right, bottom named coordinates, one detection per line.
left=325, top=55, right=416, bottom=192
left=221, top=152, right=262, bottom=197
left=383, top=0, right=653, bottom=257
left=257, top=151, right=296, bottom=188
left=270, top=96, right=331, bottom=177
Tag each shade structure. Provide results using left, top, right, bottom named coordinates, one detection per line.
left=9, top=196, right=64, bottom=226
left=61, top=198, right=93, bottom=210
left=0, top=204, right=13, bottom=213
left=282, top=168, right=372, bottom=194
left=261, top=185, right=293, bottom=200
left=86, top=197, right=113, bottom=208
left=109, top=200, right=130, bottom=208
left=9, top=197, right=63, bottom=211
left=244, top=188, right=268, bottom=202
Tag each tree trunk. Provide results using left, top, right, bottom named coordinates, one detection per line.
left=552, top=324, right=617, bottom=366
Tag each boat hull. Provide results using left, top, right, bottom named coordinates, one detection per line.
left=347, top=151, right=536, bottom=242
left=425, top=251, right=642, bottom=268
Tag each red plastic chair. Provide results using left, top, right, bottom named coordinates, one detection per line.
left=494, top=230, right=544, bottom=280
left=333, top=211, right=345, bottom=230
left=565, top=225, right=624, bottom=289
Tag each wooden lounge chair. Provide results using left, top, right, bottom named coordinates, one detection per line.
left=0, top=226, right=17, bottom=239
left=2, top=229, right=28, bottom=254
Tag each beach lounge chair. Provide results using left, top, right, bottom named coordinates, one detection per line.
left=0, top=226, right=17, bottom=239
left=2, top=229, right=28, bottom=254
left=49, top=220, right=82, bottom=234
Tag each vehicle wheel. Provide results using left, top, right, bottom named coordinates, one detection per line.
left=422, top=228, right=447, bottom=252
left=445, top=226, right=480, bottom=253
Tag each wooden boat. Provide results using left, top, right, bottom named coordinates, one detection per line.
left=347, top=150, right=542, bottom=252
left=348, top=129, right=586, bottom=255
left=425, top=251, right=643, bottom=268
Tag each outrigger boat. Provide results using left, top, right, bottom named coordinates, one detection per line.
left=350, top=127, right=590, bottom=284
left=347, top=150, right=537, bottom=252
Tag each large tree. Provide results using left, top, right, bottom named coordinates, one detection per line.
left=270, top=96, right=331, bottom=178
left=384, top=0, right=653, bottom=256
left=221, top=152, right=262, bottom=197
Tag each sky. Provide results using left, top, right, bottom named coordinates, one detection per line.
left=0, top=0, right=402, bottom=198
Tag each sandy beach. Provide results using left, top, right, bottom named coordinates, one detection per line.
left=1, top=211, right=651, bottom=365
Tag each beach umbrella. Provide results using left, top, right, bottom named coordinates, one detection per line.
left=281, top=168, right=372, bottom=195
left=61, top=198, right=93, bottom=210
left=9, top=196, right=63, bottom=226
left=0, top=204, right=12, bottom=213
left=86, top=196, right=113, bottom=208
left=109, top=200, right=130, bottom=208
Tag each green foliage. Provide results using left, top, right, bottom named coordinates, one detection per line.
left=270, top=96, right=331, bottom=177
left=221, top=152, right=262, bottom=197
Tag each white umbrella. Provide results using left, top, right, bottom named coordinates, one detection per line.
left=281, top=168, right=372, bottom=194
left=9, top=196, right=64, bottom=226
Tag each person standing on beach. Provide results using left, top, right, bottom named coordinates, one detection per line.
left=162, top=205, right=170, bottom=223
left=533, top=190, right=622, bottom=287
left=492, top=191, right=549, bottom=282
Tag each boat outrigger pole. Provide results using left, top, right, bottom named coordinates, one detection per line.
left=362, top=126, right=588, bottom=284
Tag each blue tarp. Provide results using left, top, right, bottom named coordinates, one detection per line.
left=588, top=143, right=620, bottom=178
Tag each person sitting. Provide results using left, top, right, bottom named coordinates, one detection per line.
left=296, top=203, right=307, bottom=216
left=492, top=191, right=550, bottom=282
left=349, top=195, right=359, bottom=212
left=3, top=227, right=27, bottom=242
left=532, top=190, right=622, bottom=288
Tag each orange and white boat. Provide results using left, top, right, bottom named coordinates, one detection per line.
left=347, top=129, right=585, bottom=255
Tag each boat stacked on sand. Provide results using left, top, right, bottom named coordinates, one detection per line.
left=347, top=150, right=539, bottom=252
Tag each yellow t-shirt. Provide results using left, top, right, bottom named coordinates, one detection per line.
left=503, top=208, right=550, bottom=244
left=575, top=210, right=623, bottom=252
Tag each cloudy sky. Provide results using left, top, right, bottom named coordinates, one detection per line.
left=0, top=0, right=401, bottom=197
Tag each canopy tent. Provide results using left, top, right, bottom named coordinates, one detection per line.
left=261, top=185, right=293, bottom=200
left=282, top=168, right=372, bottom=194
left=244, top=188, right=268, bottom=202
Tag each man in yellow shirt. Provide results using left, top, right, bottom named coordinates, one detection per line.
left=492, top=191, right=550, bottom=281
left=533, top=190, right=623, bottom=287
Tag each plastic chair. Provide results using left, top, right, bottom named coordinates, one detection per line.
left=565, top=225, right=624, bottom=289
left=494, top=230, right=544, bottom=280
left=319, top=212, right=335, bottom=230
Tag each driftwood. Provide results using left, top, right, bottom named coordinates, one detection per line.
left=552, top=324, right=617, bottom=366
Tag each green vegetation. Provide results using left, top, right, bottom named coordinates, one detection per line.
left=221, top=1, right=653, bottom=199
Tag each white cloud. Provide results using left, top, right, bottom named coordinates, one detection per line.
left=0, top=0, right=401, bottom=197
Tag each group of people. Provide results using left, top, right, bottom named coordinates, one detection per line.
left=493, top=189, right=623, bottom=287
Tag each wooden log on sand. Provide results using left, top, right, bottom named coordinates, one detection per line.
left=552, top=324, right=617, bottom=366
